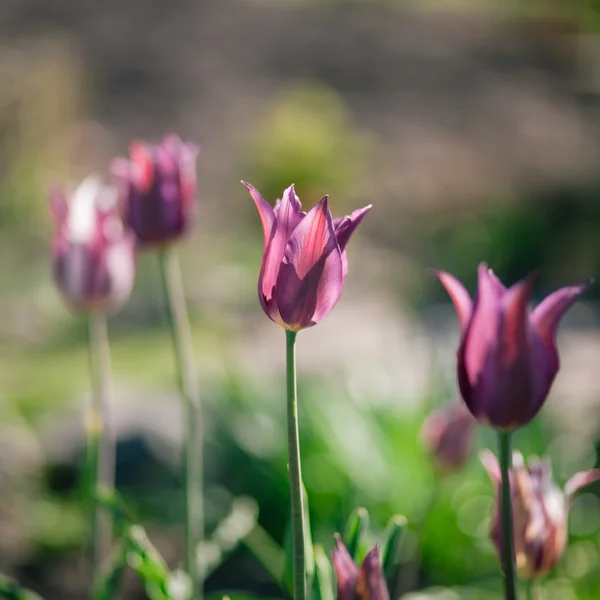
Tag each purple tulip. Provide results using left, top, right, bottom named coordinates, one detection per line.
left=50, top=176, right=136, bottom=313
left=332, top=534, right=389, bottom=600
left=243, top=182, right=371, bottom=331
left=482, top=450, right=600, bottom=579
left=420, top=400, right=476, bottom=473
left=112, top=134, right=198, bottom=247
left=434, top=263, right=589, bottom=429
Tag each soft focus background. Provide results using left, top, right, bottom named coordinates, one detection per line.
left=2, top=1, right=600, bottom=599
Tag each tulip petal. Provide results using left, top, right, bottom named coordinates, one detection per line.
left=460, top=264, right=503, bottom=420
left=480, top=449, right=501, bottom=486
left=258, top=185, right=305, bottom=320
left=335, top=205, right=373, bottom=252
left=432, top=269, right=473, bottom=333
left=130, top=142, right=155, bottom=193
left=358, top=547, right=390, bottom=600
left=276, top=196, right=343, bottom=329
left=332, top=534, right=358, bottom=600
left=564, top=469, right=600, bottom=498
left=530, top=282, right=591, bottom=348
left=242, top=181, right=276, bottom=250
left=335, top=205, right=372, bottom=276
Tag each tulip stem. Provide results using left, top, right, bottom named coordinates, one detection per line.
left=285, top=330, right=307, bottom=600
left=158, top=250, right=203, bottom=600
left=498, top=430, right=518, bottom=600
left=86, top=313, right=115, bottom=587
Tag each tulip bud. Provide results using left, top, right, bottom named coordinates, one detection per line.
left=481, top=450, right=600, bottom=579
left=50, top=176, right=136, bottom=313
left=243, top=182, right=371, bottom=331
left=112, top=134, right=198, bottom=247
left=433, top=263, right=590, bottom=430
left=420, top=400, right=475, bottom=473
left=332, top=534, right=389, bottom=600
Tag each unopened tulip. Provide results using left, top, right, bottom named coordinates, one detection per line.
left=50, top=176, right=136, bottom=313
left=112, top=134, right=198, bottom=247
left=420, top=400, right=475, bottom=473
left=481, top=450, right=600, bottom=579
left=332, top=534, right=389, bottom=600
left=433, top=263, right=589, bottom=429
left=243, top=182, right=371, bottom=331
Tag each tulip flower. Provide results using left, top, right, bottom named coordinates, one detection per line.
left=50, top=176, right=136, bottom=313
left=433, top=263, right=589, bottom=430
left=420, top=400, right=476, bottom=473
left=111, top=134, right=198, bottom=247
left=243, top=182, right=372, bottom=331
left=332, top=534, right=389, bottom=600
left=481, top=450, right=600, bottom=579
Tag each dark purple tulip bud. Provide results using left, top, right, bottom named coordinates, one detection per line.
left=332, top=534, right=389, bottom=600
left=243, top=182, right=371, bottom=331
left=50, top=176, right=136, bottom=313
left=111, top=134, right=198, bottom=247
left=420, top=400, right=476, bottom=473
left=481, top=450, right=600, bottom=579
left=433, top=263, right=590, bottom=430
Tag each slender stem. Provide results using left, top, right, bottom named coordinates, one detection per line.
left=285, top=330, right=306, bottom=600
left=86, top=313, right=115, bottom=586
left=158, top=250, right=203, bottom=600
left=498, top=431, right=518, bottom=600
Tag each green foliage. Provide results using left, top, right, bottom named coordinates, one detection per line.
left=342, top=507, right=370, bottom=563
left=381, top=515, right=408, bottom=592
left=312, top=545, right=334, bottom=600
left=242, top=82, right=373, bottom=210
left=0, top=575, right=44, bottom=600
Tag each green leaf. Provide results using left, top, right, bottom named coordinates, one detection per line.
left=381, top=515, right=408, bottom=593
left=92, top=544, right=128, bottom=600
left=0, top=574, right=44, bottom=600
left=312, top=545, right=334, bottom=600
left=342, top=507, right=370, bottom=562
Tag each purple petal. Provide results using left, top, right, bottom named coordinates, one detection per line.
left=275, top=196, right=343, bottom=330
left=530, top=282, right=591, bottom=348
left=332, top=534, right=358, bottom=600
left=257, top=184, right=305, bottom=321
left=564, top=469, right=600, bottom=498
left=432, top=269, right=473, bottom=334
left=359, top=547, right=389, bottom=600
left=242, top=181, right=276, bottom=251
left=334, top=205, right=372, bottom=251
left=274, top=183, right=303, bottom=218
left=460, top=264, right=503, bottom=421
left=335, top=205, right=372, bottom=277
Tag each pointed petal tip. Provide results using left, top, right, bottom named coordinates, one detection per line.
left=565, top=469, right=600, bottom=498
left=430, top=268, right=473, bottom=331
left=480, top=449, right=501, bottom=484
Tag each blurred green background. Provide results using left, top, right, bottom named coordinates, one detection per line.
left=2, top=0, right=600, bottom=598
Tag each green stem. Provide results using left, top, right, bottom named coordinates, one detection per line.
left=498, top=431, right=518, bottom=600
left=285, top=330, right=306, bottom=600
left=158, top=250, right=203, bottom=600
left=86, top=313, right=115, bottom=586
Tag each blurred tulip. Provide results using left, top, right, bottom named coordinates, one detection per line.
left=112, top=134, right=198, bottom=247
left=332, top=534, right=389, bottom=600
left=420, top=400, right=475, bottom=473
left=433, top=263, right=589, bottom=430
left=243, top=182, right=371, bottom=331
left=50, top=176, right=136, bottom=313
left=481, top=450, right=600, bottom=579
